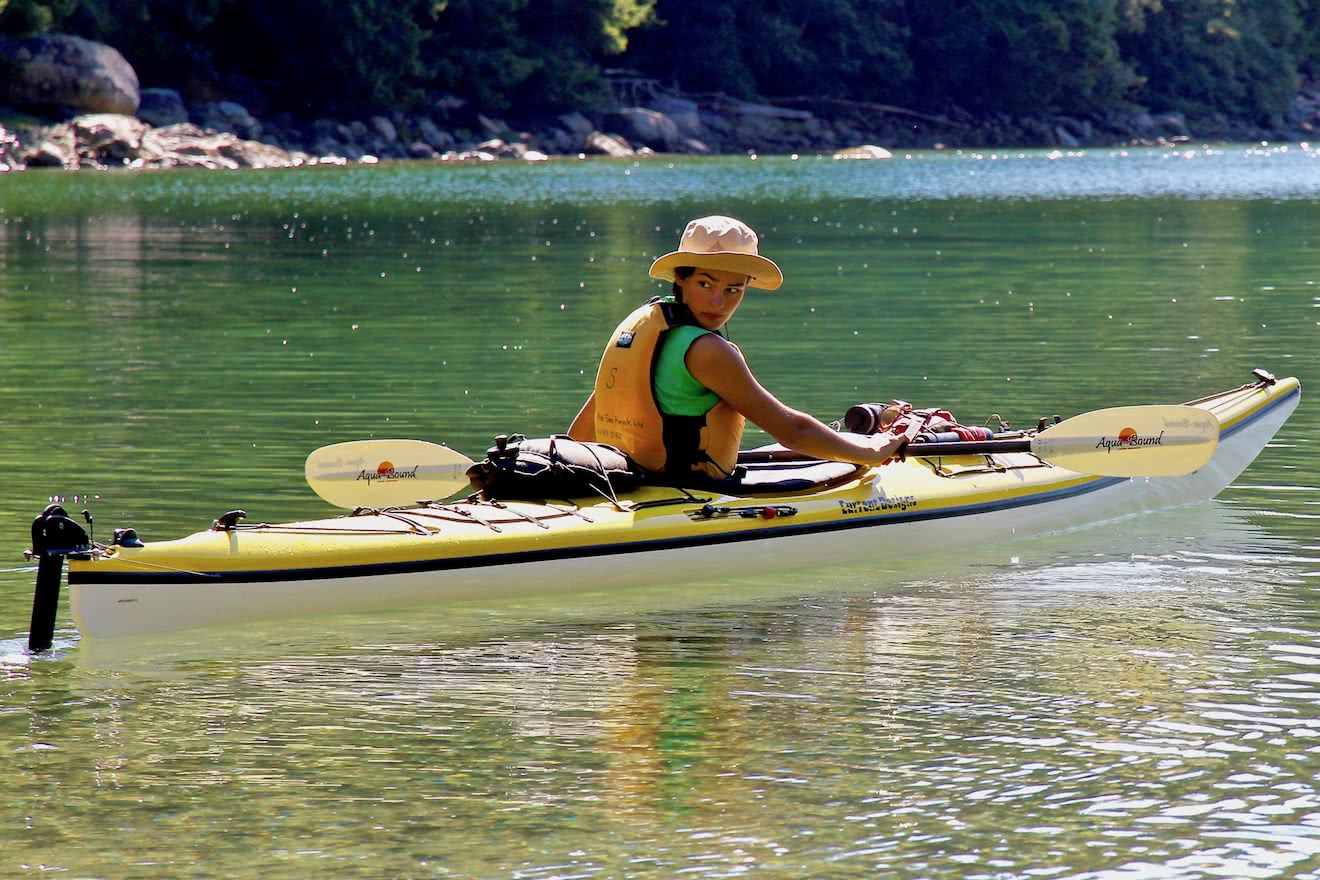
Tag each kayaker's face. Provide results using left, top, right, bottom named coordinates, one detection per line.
left=676, top=268, right=748, bottom=331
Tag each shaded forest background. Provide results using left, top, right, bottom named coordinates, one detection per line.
left=2, top=0, right=1318, bottom=128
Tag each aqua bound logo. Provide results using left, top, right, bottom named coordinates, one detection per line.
left=1095, top=427, right=1165, bottom=452
left=356, top=460, right=421, bottom=482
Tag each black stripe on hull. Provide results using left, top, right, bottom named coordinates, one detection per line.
left=73, top=475, right=1124, bottom=586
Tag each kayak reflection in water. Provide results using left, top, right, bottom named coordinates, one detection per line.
left=568, top=215, right=907, bottom=481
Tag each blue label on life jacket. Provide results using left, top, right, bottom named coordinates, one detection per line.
left=616, top=331, right=634, bottom=348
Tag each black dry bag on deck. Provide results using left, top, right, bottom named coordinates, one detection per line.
left=466, top=435, right=642, bottom=500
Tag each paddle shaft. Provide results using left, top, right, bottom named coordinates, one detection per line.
left=740, top=403, right=1220, bottom=477
left=738, top=437, right=1033, bottom=464
left=904, top=437, right=1032, bottom=458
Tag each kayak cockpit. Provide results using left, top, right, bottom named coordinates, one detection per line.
left=674, top=457, right=868, bottom=497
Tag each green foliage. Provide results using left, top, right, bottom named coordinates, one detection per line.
left=211, top=0, right=434, bottom=113
left=902, top=0, right=1139, bottom=114
left=745, top=0, right=913, bottom=103
left=27, top=0, right=1316, bottom=126
left=65, top=0, right=433, bottom=113
left=1301, top=0, right=1320, bottom=66
left=623, top=4, right=755, bottom=98
left=1117, top=0, right=1305, bottom=122
left=423, top=0, right=655, bottom=112
left=0, top=0, right=76, bottom=35
left=63, top=0, right=221, bottom=91
left=602, top=0, right=654, bottom=52
left=422, top=0, right=536, bottom=113
left=624, top=0, right=911, bottom=103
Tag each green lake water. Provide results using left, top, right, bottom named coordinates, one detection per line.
left=1, top=146, right=1318, bottom=878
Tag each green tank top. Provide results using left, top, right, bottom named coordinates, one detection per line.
left=653, top=324, right=720, bottom=416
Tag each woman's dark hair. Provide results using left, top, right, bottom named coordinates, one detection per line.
left=672, top=266, right=695, bottom=300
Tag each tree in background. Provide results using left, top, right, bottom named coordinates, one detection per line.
left=62, top=0, right=221, bottom=97
left=747, top=0, right=913, bottom=104
left=1302, top=0, right=1320, bottom=70
left=0, top=0, right=76, bottom=34
left=5, top=0, right=1316, bottom=128
left=1118, top=0, right=1306, bottom=124
left=901, top=0, right=1139, bottom=114
left=54, top=0, right=434, bottom=115
left=624, top=4, right=757, bottom=98
left=423, top=0, right=654, bottom=113
left=623, top=0, right=911, bottom=104
left=208, top=0, right=434, bottom=114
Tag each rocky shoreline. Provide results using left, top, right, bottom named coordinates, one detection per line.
left=2, top=34, right=1318, bottom=172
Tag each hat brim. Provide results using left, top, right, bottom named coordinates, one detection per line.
left=648, top=251, right=784, bottom=291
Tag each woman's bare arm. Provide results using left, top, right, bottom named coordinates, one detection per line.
left=685, top=334, right=904, bottom=465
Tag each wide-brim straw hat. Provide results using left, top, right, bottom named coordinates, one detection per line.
left=648, top=215, right=783, bottom=291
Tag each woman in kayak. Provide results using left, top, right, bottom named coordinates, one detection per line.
left=568, top=215, right=907, bottom=480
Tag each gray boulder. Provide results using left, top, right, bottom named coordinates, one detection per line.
left=0, top=34, right=139, bottom=115
left=140, top=123, right=300, bottom=169
left=603, top=107, right=680, bottom=152
left=369, top=115, right=398, bottom=143
left=417, top=117, right=455, bottom=150
left=14, top=116, right=303, bottom=170
left=648, top=96, right=705, bottom=139
left=1130, top=111, right=1190, bottom=140
left=477, top=114, right=509, bottom=138
left=12, top=114, right=145, bottom=167
left=137, top=87, right=188, bottom=127
left=583, top=131, right=635, bottom=157
left=1056, top=116, right=1093, bottom=143
left=73, top=112, right=148, bottom=160
left=1053, top=125, right=1081, bottom=148
left=558, top=112, right=593, bottom=138
left=0, top=125, right=23, bottom=170
left=196, top=101, right=261, bottom=140
left=833, top=144, right=893, bottom=160
left=18, top=121, right=77, bottom=167
left=541, top=127, right=578, bottom=154
left=22, top=137, right=75, bottom=168
left=1154, top=111, right=1190, bottom=137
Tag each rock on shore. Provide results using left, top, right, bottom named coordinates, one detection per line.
left=6, top=113, right=306, bottom=170
left=0, top=34, right=139, bottom=115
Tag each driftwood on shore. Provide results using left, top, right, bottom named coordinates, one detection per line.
left=769, top=95, right=972, bottom=130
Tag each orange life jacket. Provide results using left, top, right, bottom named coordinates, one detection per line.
left=593, top=299, right=744, bottom=479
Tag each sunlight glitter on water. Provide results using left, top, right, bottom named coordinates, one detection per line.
left=1, top=153, right=1317, bottom=879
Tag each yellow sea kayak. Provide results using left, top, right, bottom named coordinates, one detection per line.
left=24, top=371, right=1300, bottom=642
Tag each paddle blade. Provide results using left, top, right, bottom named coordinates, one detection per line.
left=305, top=439, right=475, bottom=509
left=1031, top=405, right=1219, bottom=477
